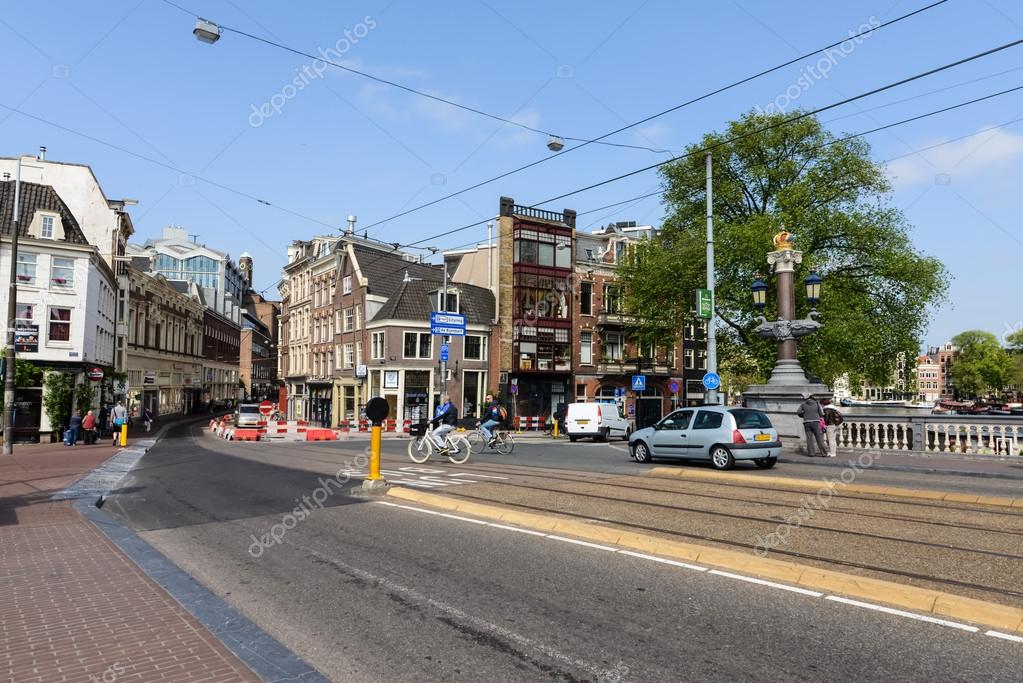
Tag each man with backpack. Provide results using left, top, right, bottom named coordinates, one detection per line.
left=480, top=393, right=507, bottom=447
left=821, top=397, right=843, bottom=457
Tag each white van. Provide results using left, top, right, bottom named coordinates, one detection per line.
left=564, top=401, right=632, bottom=442
left=235, top=403, right=262, bottom=428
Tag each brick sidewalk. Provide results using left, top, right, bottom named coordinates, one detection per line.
left=0, top=414, right=260, bottom=682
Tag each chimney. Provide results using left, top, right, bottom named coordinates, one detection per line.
left=346, top=214, right=357, bottom=235
left=38, top=146, right=46, bottom=160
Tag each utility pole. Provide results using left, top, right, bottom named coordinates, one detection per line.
left=441, top=259, right=448, bottom=398
left=3, top=158, right=23, bottom=455
left=705, top=153, right=719, bottom=405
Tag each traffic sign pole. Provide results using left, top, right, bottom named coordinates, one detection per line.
left=705, top=153, right=719, bottom=406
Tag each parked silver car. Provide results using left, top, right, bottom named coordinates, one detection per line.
left=628, top=406, right=781, bottom=470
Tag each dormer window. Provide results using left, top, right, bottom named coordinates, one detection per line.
left=41, top=216, right=54, bottom=239
left=434, top=290, right=458, bottom=313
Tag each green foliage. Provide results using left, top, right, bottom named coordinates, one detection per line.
left=618, top=111, right=948, bottom=386
left=74, top=381, right=96, bottom=416
left=0, top=353, right=43, bottom=412
left=1005, top=328, right=1023, bottom=352
left=949, top=330, right=1013, bottom=398
left=43, top=372, right=74, bottom=432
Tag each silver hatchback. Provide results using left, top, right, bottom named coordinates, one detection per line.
left=628, top=406, right=781, bottom=470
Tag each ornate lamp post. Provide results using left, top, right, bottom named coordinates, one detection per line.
left=742, top=231, right=832, bottom=441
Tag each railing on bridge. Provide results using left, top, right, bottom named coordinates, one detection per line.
left=836, top=416, right=1023, bottom=455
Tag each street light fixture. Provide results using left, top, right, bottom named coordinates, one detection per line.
left=751, top=276, right=767, bottom=310
left=804, top=271, right=822, bottom=307
left=547, top=135, right=565, bottom=152
left=193, top=18, right=221, bottom=44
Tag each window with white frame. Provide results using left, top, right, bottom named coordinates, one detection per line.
left=344, top=307, right=354, bottom=332
left=356, top=341, right=363, bottom=365
left=684, top=348, right=695, bottom=369
left=355, top=304, right=362, bottom=329
left=341, top=342, right=353, bottom=368
left=48, top=307, right=72, bottom=343
left=40, top=215, right=55, bottom=239
left=371, top=331, right=385, bottom=359
left=15, top=303, right=33, bottom=328
left=16, top=252, right=37, bottom=286
left=464, top=335, right=488, bottom=361
left=342, top=275, right=353, bottom=294
left=603, top=332, right=622, bottom=361
left=580, top=331, right=593, bottom=364
left=403, top=331, right=432, bottom=359
left=697, top=348, right=707, bottom=370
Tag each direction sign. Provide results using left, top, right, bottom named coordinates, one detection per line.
left=702, top=372, right=721, bottom=391
left=430, top=312, right=466, bottom=336
left=668, top=379, right=680, bottom=394
left=439, top=343, right=449, bottom=362
left=697, top=288, right=713, bottom=320
left=631, top=375, right=646, bottom=392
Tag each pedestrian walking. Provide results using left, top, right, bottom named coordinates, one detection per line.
left=821, top=398, right=843, bottom=457
left=796, top=392, right=829, bottom=457
left=82, top=410, right=96, bottom=445
left=142, top=407, right=154, bottom=433
left=97, top=405, right=108, bottom=441
left=111, top=401, right=128, bottom=446
left=65, top=411, right=82, bottom=447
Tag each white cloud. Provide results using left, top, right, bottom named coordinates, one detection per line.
left=635, top=121, right=671, bottom=147
left=886, top=126, right=1023, bottom=189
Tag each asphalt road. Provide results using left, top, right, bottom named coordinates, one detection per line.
left=107, top=423, right=1023, bottom=681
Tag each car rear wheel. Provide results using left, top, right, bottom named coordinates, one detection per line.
left=633, top=441, right=651, bottom=463
left=754, top=456, right=777, bottom=469
left=597, top=428, right=609, bottom=442
left=569, top=435, right=578, bottom=442
left=709, top=446, right=735, bottom=471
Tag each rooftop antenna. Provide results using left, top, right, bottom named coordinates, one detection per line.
left=189, top=233, right=201, bottom=243
left=346, top=214, right=357, bottom=235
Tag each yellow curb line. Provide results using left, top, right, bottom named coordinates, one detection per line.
left=385, top=487, right=1023, bottom=634
left=646, top=467, right=1023, bottom=509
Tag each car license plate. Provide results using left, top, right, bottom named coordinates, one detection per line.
left=755, top=434, right=771, bottom=441
left=577, top=419, right=590, bottom=425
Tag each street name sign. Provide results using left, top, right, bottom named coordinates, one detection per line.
left=430, top=312, right=466, bottom=336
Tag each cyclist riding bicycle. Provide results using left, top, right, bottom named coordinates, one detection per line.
left=430, top=393, right=459, bottom=454
left=479, top=393, right=507, bottom=447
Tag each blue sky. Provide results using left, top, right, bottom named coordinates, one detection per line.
left=2, top=0, right=1022, bottom=349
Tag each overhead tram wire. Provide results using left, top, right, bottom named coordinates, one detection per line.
left=529, top=35, right=1023, bottom=209
left=357, top=79, right=1023, bottom=285
left=345, top=0, right=950, bottom=235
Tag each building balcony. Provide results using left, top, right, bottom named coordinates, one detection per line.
left=595, top=310, right=634, bottom=326
left=596, top=359, right=673, bottom=376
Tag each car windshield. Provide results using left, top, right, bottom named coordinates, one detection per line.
left=238, top=405, right=260, bottom=414
left=729, top=409, right=772, bottom=429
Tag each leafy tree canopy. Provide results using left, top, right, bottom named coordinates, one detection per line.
left=619, top=111, right=948, bottom=387
left=949, top=330, right=1012, bottom=399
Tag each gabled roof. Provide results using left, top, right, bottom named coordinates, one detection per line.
left=0, top=180, right=88, bottom=244
left=372, top=278, right=495, bottom=324
left=351, top=244, right=442, bottom=297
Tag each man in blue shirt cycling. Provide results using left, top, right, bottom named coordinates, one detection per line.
left=430, top=393, right=459, bottom=453
left=480, top=393, right=506, bottom=447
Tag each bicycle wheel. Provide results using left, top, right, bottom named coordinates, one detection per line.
left=407, top=436, right=432, bottom=463
left=447, top=435, right=472, bottom=464
left=466, top=430, right=486, bottom=455
left=495, top=432, right=515, bottom=455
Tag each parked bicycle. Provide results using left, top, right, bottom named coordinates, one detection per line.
left=466, top=422, right=516, bottom=455
left=407, top=424, right=472, bottom=464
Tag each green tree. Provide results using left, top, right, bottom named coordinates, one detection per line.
left=42, top=372, right=74, bottom=434
left=619, top=111, right=948, bottom=385
left=950, top=330, right=1013, bottom=399
left=74, top=381, right=96, bottom=417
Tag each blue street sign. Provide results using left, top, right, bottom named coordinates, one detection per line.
left=614, top=387, right=621, bottom=398
left=631, top=375, right=646, bottom=392
left=702, top=372, right=721, bottom=391
left=668, top=379, right=680, bottom=394
left=440, top=343, right=449, bottom=362
left=430, top=311, right=466, bottom=336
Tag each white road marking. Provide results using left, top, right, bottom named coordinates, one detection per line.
left=708, top=569, right=824, bottom=597
left=545, top=535, right=619, bottom=552
left=450, top=473, right=511, bottom=480
left=485, top=523, right=550, bottom=537
left=440, top=512, right=490, bottom=525
left=375, top=501, right=1020, bottom=643
left=617, top=550, right=707, bottom=572
left=825, top=596, right=979, bottom=632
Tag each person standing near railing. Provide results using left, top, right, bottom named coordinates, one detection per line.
left=821, top=398, right=843, bottom=457
left=797, top=392, right=829, bottom=457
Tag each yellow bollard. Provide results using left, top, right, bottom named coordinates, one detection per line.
left=120, top=423, right=127, bottom=447
left=368, top=423, right=382, bottom=480
left=553, top=419, right=559, bottom=439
